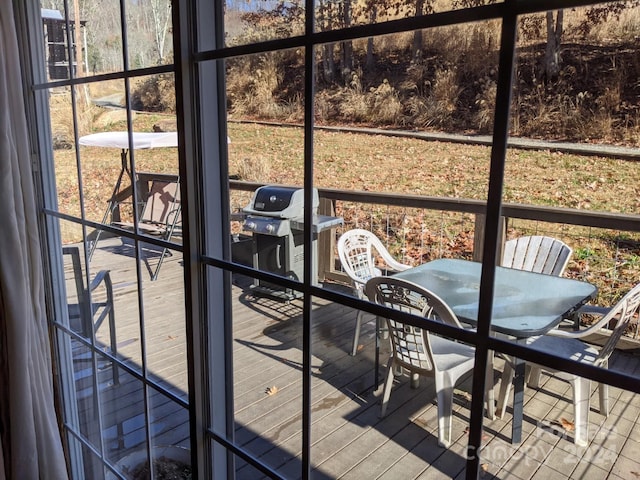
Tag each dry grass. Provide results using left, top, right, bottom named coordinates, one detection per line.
left=226, top=123, right=639, bottom=214
left=234, top=156, right=271, bottom=182
left=418, top=67, right=461, bottom=128
left=331, top=73, right=403, bottom=125
left=225, top=122, right=639, bottom=305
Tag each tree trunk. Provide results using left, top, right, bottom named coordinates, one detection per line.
left=341, top=0, right=353, bottom=81
left=365, top=5, right=377, bottom=71
left=317, top=0, right=335, bottom=83
left=73, top=0, right=83, bottom=76
left=323, top=43, right=336, bottom=83
left=412, top=0, right=426, bottom=61
left=150, top=0, right=172, bottom=64
left=544, top=10, right=563, bottom=81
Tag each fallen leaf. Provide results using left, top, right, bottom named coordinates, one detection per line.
left=558, top=417, right=575, bottom=432
left=357, top=344, right=364, bottom=352
left=630, top=472, right=640, bottom=478
left=560, top=417, right=575, bottom=431
left=265, top=385, right=279, bottom=396
left=464, top=426, right=489, bottom=441
left=455, top=389, right=472, bottom=403
left=167, top=335, right=177, bottom=340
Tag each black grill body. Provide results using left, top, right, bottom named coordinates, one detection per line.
left=241, top=185, right=341, bottom=300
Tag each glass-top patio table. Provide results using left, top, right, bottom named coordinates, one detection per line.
left=393, top=258, right=597, bottom=443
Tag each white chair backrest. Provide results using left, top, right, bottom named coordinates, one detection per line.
left=502, top=235, right=572, bottom=276
left=338, top=229, right=410, bottom=290
left=337, top=229, right=381, bottom=288
left=365, top=276, right=462, bottom=375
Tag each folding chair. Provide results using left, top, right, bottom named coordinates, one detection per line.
left=113, top=172, right=181, bottom=280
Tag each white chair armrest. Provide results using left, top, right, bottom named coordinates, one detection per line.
left=575, top=305, right=611, bottom=316
left=378, top=249, right=411, bottom=272
left=550, top=305, right=613, bottom=338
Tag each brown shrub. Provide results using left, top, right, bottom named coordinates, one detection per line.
left=336, top=72, right=369, bottom=122
left=407, top=67, right=461, bottom=129
left=131, top=74, right=176, bottom=113
left=474, top=78, right=496, bottom=133
left=227, top=53, right=287, bottom=119
left=368, top=79, right=403, bottom=125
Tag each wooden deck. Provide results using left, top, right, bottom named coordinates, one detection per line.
left=70, top=236, right=640, bottom=479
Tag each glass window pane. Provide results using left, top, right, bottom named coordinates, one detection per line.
left=130, top=73, right=177, bottom=124
left=89, top=242, right=144, bottom=368
left=225, top=0, right=305, bottom=46
left=50, top=87, right=81, bottom=220
left=226, top=50, right=305, bottom=128
left=148, top=394, right=191, bottom=474
left=69, top=0, right=124, bottom=76
left=99, top=368, right=148, bottom=471
left=314, top=0, right=504, bottom=32
left=125, top=0, right=174, bottom=67
left=231, top=271, right=303, bottom=477
left=141, top=244, right=187, bottom=397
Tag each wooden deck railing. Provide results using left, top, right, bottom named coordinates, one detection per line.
left=229, top=180, right=640, bottom=233
left=229, top=180, right=640, bottom=340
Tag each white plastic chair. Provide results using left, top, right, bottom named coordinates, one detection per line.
left=365, top=276, right=477, bottom=448
left=502, top=235, right=572, bottom=276
left=496, top=282, right=640, bottom=446
left=337, top=229, right=410, bottom=355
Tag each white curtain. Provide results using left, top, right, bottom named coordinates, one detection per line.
left=0, top=2, right=69, bottom=479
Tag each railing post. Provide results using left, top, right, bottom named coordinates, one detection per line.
left=317, top=197, right=337, bottom=282
left=473, top=214, right=506, bottom=263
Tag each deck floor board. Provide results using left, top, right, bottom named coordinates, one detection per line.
left=65, top=237, right=640, bottom=479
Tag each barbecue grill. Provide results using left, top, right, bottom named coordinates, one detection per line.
left=242, top=185, right=342, bottom=300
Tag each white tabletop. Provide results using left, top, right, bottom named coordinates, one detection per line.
left=79, top=131, right=178, bottom=149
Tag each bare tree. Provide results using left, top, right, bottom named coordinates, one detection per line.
left=365, top=4, right=377, bottom=71
left=147, top=0, right=172, bottom=64
left=317, top=0, right=337, bottom=83
left=132, top=0, right=172, bottom=64
left=543, top=10, right=563, bottom=81
left=341, top=0, right=353, bottom=77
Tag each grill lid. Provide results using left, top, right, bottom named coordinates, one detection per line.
left=252, top=186, right=297, bottom=212
left=243, top=185, right=318, bottom=218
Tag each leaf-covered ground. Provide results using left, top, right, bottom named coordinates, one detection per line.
left=227, top=122, right=639, bottom=214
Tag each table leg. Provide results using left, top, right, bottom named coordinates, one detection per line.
left=89, top=165, right=127, bottom=259
left=374, top=315, right=380, bottom=391
left=485, top=349, right=495, bottom=420
left=511, top=354, right=525, bottom=444
left=89, top=149, right=133, bottom=259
